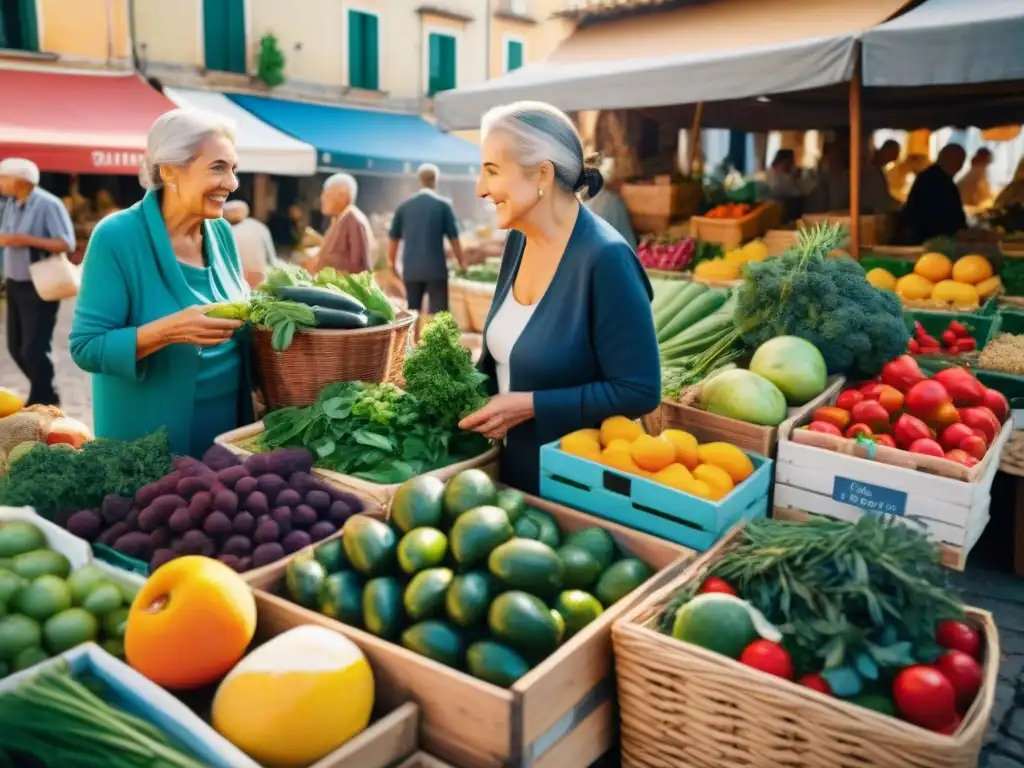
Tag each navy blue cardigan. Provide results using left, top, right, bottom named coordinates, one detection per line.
left=477, top=205, right=662, bottom=494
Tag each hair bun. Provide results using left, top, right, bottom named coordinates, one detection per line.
left=575, top=166, right=604, bottom=199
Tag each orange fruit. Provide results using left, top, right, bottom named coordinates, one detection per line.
left=125, top=556, right=257, bottom=690
left=951, top=255, right=993, bottom=285
left=913, top=252, right=953, bottom=282
left=560, top=430, right=601, bottom=460
left=599, top=416, right=644, bottom=447
left=652, top=463, right=693, bottom=490
left=692, top=464, right=734, bottom=500
left=975, top=275, right=1002, bottom=299
left=630, top=434, right=676, bottom=473
left=895, top=273, right=934, bottom=301
left=696, top=442, right=755, bottom=484
left=679, top=479, right=714, bottom=500
left=865, top=268, right=896, bottom=291
left=660, top=429, right=700, bottom=469
left=606, top=438, right=634, bottom=453
left=600, top=447, right=646, bottom=476
left=930, top=280, right=979, bottom=309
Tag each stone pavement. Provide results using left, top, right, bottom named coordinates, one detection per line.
left=2, top=297, right=1024, bottom=764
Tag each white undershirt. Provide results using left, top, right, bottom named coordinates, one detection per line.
left=486, top=290, right=539, bottom=395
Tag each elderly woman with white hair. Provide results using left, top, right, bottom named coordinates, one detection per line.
left=70, top=108, right=253, bottom=457
left=314, top=172, right=376, bottom=275
left=458, top=101, right=660, bottom=494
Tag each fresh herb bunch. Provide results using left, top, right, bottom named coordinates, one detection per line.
left=658, top=516, right=963, bottom=687
left=260, top=381, right=488, bottom=484
left=403, top=312, right=489, bottom=428
left=0, top=429, right=173, bottom=517
left=204, top=294, right=316, bottom=351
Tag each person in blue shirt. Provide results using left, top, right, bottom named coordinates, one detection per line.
left=459, top=102, right=661, bottom=494
left=70, top=109, right=253, bottom=457
left=0, top=158, right=76, bottom=405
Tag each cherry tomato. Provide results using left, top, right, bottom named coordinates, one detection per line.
left=740, top=640, right=794, bottom=680
left=797, top=673, right=832, bottom=695
left=892, top=666, right=957, bottom=730
left=697, top=576, right=737, bottom=597
left=936, top=651, right=982, bottom=710
left=948, top=321, right=968, bottom=338
left=936, top=619, right=982, bottom=659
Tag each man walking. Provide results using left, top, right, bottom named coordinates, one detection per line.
left=0, top=158, right=75, bottom=405
left=315, top=173, right=376, bottom=275
left=224, top=200, right=278, bottom=288
left=388, top=164, right=465, bottom=329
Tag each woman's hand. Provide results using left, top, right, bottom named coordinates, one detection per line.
left=136, top=305, right=243, bottom=359
left=459, top=392, right=535, bottom=441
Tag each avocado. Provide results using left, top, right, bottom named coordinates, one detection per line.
left=404, top=568, right=454, bottom=622
left=313, top=538, right=348, bottom=574
left=81, top=583, right=123, bottom=617
left=362, top=576, right=404, bottom=640
left=342, top=516, right=397, bottom=577
left=401, top=620, right=465, bottom=667
left=445, top=571, right=498, bottom=628
left=466, top=640, right=531, bottom=688
left=519, top=509, right=561, bottom=549
left=450, top=506, right=513, bottom=567
left=43, top=608, right=98, bottom=654
left=494, top=489, right=527, bottom=524
left=397, top=528, right=448, bottom=575
left=12, top=645, right=48, bottom=671
left=488, top=591, right=561, bottom=662
left=0, top=521, right=47, bottom=558
left=102, top=607, right=130, bottom=640
left=391, top=476, right=446, bottom=533
left=14, top=575, right=72, bottom=622
left=0, top=614, right=42, bottom=660
left=285, top=555, right=327, bottom=609
left=319, top=570, right=365, bottom=627
left=12, top=550, right=71, bottom=581
left=66, top=565, right=108, bottom=606
left=442, top=470, right=497, bottom=523
left=554, top=590, right=604, bottom=639
left=557, top=546, right=602, bottom=590
left=563, top=527, right=616, bottom=570
left=0, top=569, right=26, bottom=604
left=595, top=558, right=653, bottom=607
left=489, top=539, right=564, bottom=596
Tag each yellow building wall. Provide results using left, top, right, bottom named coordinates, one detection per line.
left=39, top=0, right=131, bottom=60
left=133, top=4, right=203, bottom=67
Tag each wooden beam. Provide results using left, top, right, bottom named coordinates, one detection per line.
left=848, top=54, right=863, bottom=259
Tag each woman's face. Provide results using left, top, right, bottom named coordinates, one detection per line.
left=477, top=132, right=549, bottom=230
left=165, top=133, right=239, bottom=219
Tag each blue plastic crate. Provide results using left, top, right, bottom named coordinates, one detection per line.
left=539, top=441, right=772, bottom=551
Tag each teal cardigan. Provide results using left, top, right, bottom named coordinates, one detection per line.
left=70, top=191, right=255, bottom=456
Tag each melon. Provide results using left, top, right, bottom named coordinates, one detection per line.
left=212, top=625, right=374, bottom=767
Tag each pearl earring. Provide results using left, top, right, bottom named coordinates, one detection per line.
left=538, top=188, right=544, bottom=197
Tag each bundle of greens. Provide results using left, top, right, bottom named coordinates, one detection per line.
left=205, top=293, right=316, bottom=351
left=659, top=516, right=962, bottom=685
left=260, top=381, right=489, bottom=484
left=0, top=430, right=173, bottom=518
left=403, top=312, right=489, bottom=428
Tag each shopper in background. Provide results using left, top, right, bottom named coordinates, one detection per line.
left=900, top=143, right=968, bottom=243
left=862, top=140, right=900, bottom=214
left=224, top=199, right=278, bottom=288
left=315, top=173, right=375, bottom=275
left=0, top=157, right=76, bottom=406
left=764, top=149, right=802, bottom=200
left=388, top=163, right=465, bottom=328
left=585, top=158, right=637, bottom=250
left=958, top=148, right=994, bottom=208
left=994, top=158, right=1024, bottom=211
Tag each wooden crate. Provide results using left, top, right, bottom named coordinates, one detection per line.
left=311, top=702, right=420, bottom=768
left=621, top=180, right=701, bottom=234
left=800, top=212, right=893, bottom=246
left=659, top=376, right=845, bottom=457
left=689, top=204, right=770, bottom=249
left=762, top=229, right=799, bottom=257
left=396, top=753, right=458, bottom=768
left=250, top=494, right=691, bottom=768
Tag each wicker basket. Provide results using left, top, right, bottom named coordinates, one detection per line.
left=254, top=311, right=416, bottom=409
left=612, top=525, right=1000, bottom=768
left=463, top=281, right=495, bottom=333
left=448, top=279, right=471, bottom=331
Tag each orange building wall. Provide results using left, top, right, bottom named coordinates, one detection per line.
left=39, top=0, right=131, bottom=61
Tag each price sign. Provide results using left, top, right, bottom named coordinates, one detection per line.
left=831, top=476, right=907, bottom=517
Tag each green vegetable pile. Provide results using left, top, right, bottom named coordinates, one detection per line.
left=0, top=430, right=173, bottom=518
left=455, top=264, right=500, bottom=283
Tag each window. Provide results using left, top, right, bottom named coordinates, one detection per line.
left=504, top=39, right=524, bottom=73
left=348, top=10, right=380, bottom=90
left=427, top=32, right=456, bottom=97
left=204, top=0, right=247, bottom=74
left=0, top=0, right=39, bottom=52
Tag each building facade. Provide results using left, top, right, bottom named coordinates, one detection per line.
left=0, top=0, right=132, bottom=66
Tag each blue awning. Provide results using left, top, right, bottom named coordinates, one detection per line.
left=229, top=94, right=480, bottom=177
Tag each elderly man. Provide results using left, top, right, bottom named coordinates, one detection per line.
left=315, top=173, right=375, bottom=275
left=0, top=158, right=75, bottom=406
left=388, top=164, right=464, bottom=322
left=224, top=200, right=278, bottom=288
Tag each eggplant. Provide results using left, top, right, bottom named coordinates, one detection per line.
left=277, top=285, right=366, bottom=314
left=311, top=306, right=369, bottom=329
left=365, top=310, right=391, bottom=327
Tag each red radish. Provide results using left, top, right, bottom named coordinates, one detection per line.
left=905, top=380, right=951, bottom=418
left=908, top=438, right=944, bottom=457
left=739, top=640, right=794, bottom=680
left=845, top=423, right=873, bottom=439
left=937, top=620, right=982, bottom=659
left=940, top=423, right=975, bottom=452
left=908, top=338, right=921, bottom=354
left=892, top=666, right=958, bottom=730
left=983, top=388, right=1009, bottom=423
left=851, top=400, right=890, bottom=431
left=807, top=420, right=843, bottom=436
left=944, top=449, right=978, bottom=467
left=892, top=413, right=931, bottom=449
left=873, top=434, right=897, bottom=449
left=836, top=389, right=864, bottom=410
left=934, top=368, right=986, bottom=407
left=948, top=320, right=968, bottom=338
left=919, top=345, right=942, bottom=355
left=936, top=651, right=983, bottom=710
left=697, top=576, right=737, bottom=596
left=798, top=673, right=832, bottom=695
left=955, top=338, right=977, bottom=352
left=958, top=407, right=1000, bottom=444
left=959, top=435, right=987, bottom=460
left=880, top=356, right=926, bottom=393
left=941, top=329, right=958, bottom=347
left=919, top=333, right=940, bottom=347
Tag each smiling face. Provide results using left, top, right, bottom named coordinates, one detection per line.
left=162, top=133, right=238, bottom=219
left=477, top=131, right=552, bottom=230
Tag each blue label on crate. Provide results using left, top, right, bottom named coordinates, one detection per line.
left=831, top=476, right=907, bottom=517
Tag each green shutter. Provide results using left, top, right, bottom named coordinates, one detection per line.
left=204, top=0, right=246, bottom=74
left=349, top=11, right=379, bottom=90
left=427, top=32, right=456, bottom=96
left=363, top=13, right=379, bottom=90
left=17, top=0, right=38, bottom=52
left=506, top=40, right=523, bottom=72
left=1, top=0, right=39, bottom=51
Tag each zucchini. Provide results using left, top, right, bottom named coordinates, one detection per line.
left=657, top=289, right=727, bottom=344
left=311, top=306, right=369, bottom=329
left=660, top=295, right=737, bottom=349
left=660, top=325, right=732, bottom=360
left=650, top=280, right=683, bottom=314
left=278, top=285, right=366, bottom=315
left=653, top=282, right=706, bottom=334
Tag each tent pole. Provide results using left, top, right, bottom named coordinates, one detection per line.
left=688, top=102, right=704, bottom=176
left=848, top=55, right=862, bottom=259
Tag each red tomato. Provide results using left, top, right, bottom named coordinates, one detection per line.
left=836, top=389, right=864, bottom=410
left=936, top=619, right=982, bottom=659
left=807, top=420, right=843, bottom=436
left=892, top=666, right=957, bottom=730
left=739, top=640, right=794, bottom=680
left=936, top=651, right=982, bottom=710
left=697, top=576, right=737, bottom=597
left=936, top=713, right=963, bottom=735
left=797, top=673, right=832, bottom=695
left=873, top=434, right=897, bottom=449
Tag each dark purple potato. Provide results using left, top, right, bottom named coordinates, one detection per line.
left=281, top=530, right=312, bottom=553
left=254, top=520, right=280, bottom=544
left=235, top=476, right=259, bottom=497
left=66, top=509, right=103, bottom=541
left=181, top=530, right=214, bottom=556
left=113, top=531, right=153, bottom=560
left=155, top=471, right=182, bottom=497
left=188, top=491, right=213, bottom=522
left=213, top=490, right=239, bottom=516
left=304, top=490, right=331, bottom=514
left=292, top=504, right=317, bottom=528
left=149, top=548, right=178, bottom=572
left=174, top=455, right=207, bottom=476
left=135, top=482, right=161, bottom=509
left=168, top=508, right=193, bottom=533
left=100, top=494, right=133, bottom=525
left=176, top=475, right=213, bottom=499
left=232, top=512, right=255, bottom=536
left=243, top=453, right=272, bottom=477
left=203, top=511, right=233, bottom=538
left=217, top=554, right=242, bottom=571
left=203, top=444, right=242, bottom=471
left=275, top=488, right=302, bottom=508
left=255, top=474, right=287, bottom=503
left=308, top=521, right=336, bottom=542
left=216, top=465, right=249, bottom=490
left=237, top=556, right=253, bottom=572
left=138, top=495, right=186, bottom=532
left=251, top=543, right=285, bottom=568
left=287, top=472, right=316, bottom=494
left=327, top=500, right=352, bottom=526
left=333, top=490, right=365, bottom=513
left=266, top=449, right=314, bottom=477
left=270, top=507, right=293, bottom=536
left=96, top=522, right=128, bottom=547
left=245, top=491, right=269, bottom=517
left=222, top=535, right=252, bottom=557
left=124, top=508, right=141, bottom=531
left=150, top=527, right=171, bottom=549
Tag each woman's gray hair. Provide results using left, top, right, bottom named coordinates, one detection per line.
left=139, top=108, right=237, bottom=190
left=324, top=172, right=358, bottom=201
left=481, top=101, right=603, bottom=198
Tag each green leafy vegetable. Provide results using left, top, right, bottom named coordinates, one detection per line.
left=314, top=268, right=396, bottom=322
left=248, top=295, right=316, bottom=351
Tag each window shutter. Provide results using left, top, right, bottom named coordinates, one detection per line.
left=225, top=0, right=247, bottom=74
left=507, top=40, right=523, bottom=72
left=203, top=0, right=226, bottom=71
left=348, top=11, right=364, bottom=88
left=17, top=0, right=39, bottom=52
left=428, top=33, right=442, bottom=95
left=441, top=34, right=456, bottom=91
left=363, top=13, right=379, bottom=90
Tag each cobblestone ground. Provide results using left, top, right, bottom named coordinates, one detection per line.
left=2, top=298, right=1024, bottom=764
